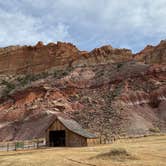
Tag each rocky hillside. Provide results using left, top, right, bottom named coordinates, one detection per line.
left=0, top=41, right=165, bottom=142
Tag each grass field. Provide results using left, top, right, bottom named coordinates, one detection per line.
left=0, top=135, right=165, bottom=166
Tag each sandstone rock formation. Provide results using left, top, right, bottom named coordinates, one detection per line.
left=135, top=40, right=166, bottom=64
left=0, top=42, right=79, bottom=75
left=0, top=42, right=132, bottom=76
left=0, top=40, right=165, bottom=142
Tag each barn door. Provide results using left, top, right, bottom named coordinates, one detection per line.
left=49, top=130, right=66, bottom=147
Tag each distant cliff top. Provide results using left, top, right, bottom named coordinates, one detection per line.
left=0, top=40, right=165, bottom=76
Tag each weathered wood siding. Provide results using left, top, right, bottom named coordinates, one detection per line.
left=87, top=138, right=100, bottom=146
left=46, top=119, right=87, bottom=147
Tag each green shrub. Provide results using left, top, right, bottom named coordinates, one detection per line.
left=117, top=63, right=123, bottom=69
left=17, top=74, right=34, bottom=86
left=1, top=80, right=15, bottom=89
left=1, top=80, right=16, bottom=97
left=38, top=71, right=49, bottom=79
left=149, top=127, right=160, bottom=133
left=17, top=72, right=49, bottom=86
left=15, top=142, right=24, bottom=148
left=53, top=68, right=71, bottom=79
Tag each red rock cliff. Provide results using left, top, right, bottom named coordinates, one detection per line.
left=135, top=40, right=166, bottom=64
left=0, top=42, right=132, bottom=75
left=0, top=42, right=79, bottom=75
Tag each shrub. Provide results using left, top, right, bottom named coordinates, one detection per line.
left=149, top=127, right=160, bottom=133
left=117, top=63, right=123, bottom=70
left=53, top=68, right=72, bottom=79
left=38, top=71, right=49, bottom=79
left=109, top=148, right=129, bottom=156
left=1, top=80, right=15, bottom=89
left=94, top=148, right=136, bottom=161
left=1, top=80, right=16, bottom=97
left=17, top=75, right=34, bottom=86
left=17, top=72, right=49, bottom=86
left=15, top=142, right=24, bottom=148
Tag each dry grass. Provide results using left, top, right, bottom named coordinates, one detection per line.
left=0, top=135, right=166, bottom=166
left=93, top=147, right=137, bottom=162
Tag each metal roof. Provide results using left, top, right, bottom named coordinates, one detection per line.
left=57, top=116, right=97, bottom=139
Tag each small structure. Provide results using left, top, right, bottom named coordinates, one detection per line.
left=0, top=113, right=99, bottom=147
left=46, top=116, right=99, bottom=147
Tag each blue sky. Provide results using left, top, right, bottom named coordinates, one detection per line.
left=0, top=0, right=166, bottom=53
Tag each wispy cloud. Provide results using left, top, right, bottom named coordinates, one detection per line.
left=0, top=0, right=166, bottom=52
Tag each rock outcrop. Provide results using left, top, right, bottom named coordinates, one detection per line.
left=72, top=46, right=132, bottom=67
left=0, top=40, right=165, bottom=142
left=135, top=40, right=166, bottom=64
left=0, top=42, right=79, bottom=75
left=0, top=42, right=132, bottom=76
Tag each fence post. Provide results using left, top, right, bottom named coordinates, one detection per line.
left=23, top=141, right=24, bottom=150
left=34, top=140, right=36, bottom=149
left=100, top=136, right=102, bottom=144
left=37, top=139, right=39, bottom=149
left=7, top=143, right=9, bottom=152
left=15, top=142, right=17, bottom=151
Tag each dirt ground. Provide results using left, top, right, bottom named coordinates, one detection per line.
left=0, top=135, right=165, bottom=166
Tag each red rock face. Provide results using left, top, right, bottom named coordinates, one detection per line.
left=72, top=45, right=132, bottom=67
left=0, top=42, right=132, bottom=75
left=0, top=42, right=79, bottom=74
left=135, top=40, right=166, bottom=64
left=0, top=40, right=165, bottom=141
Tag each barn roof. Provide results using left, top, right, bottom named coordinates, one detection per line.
left=57, top=116, right=97, bottom=139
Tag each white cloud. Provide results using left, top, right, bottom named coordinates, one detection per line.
left=0, top=0, right=166, bottom=52
left=0, top=10, right=72, bottom=46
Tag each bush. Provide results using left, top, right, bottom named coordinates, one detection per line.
left=17, top=72, right=49, bottom=86
left=17, top=75, right=34, bottom=86
left=109, top=148, right=129, bottom=156
left=53, top=68, right=72, bottom=79
left=1, top=80, right=15, bottom=89
left=15, top=142, right=24, bottom=148
left=1, top=80, right=16, bottom=97
left=117, top=63, right=123, bottom=69
left=94, top=148, right=136, bottom=161
left=38, top=71, right=49, bottom=79
left=149, top=127, right=160, bottom=133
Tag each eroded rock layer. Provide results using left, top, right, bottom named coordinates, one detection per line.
left=0, top=42, right=132, bottom=76
left=0, top=40, right=165, bottom=141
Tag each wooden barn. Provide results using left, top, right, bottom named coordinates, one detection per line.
left=45, top=116, right=99, bottom=147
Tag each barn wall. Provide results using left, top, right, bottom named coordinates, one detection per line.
left=67, top=131, right=87, bottom=147
left=46, top=119, right=87, bottom=147
left=87, top=138, right=100, bottom=146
